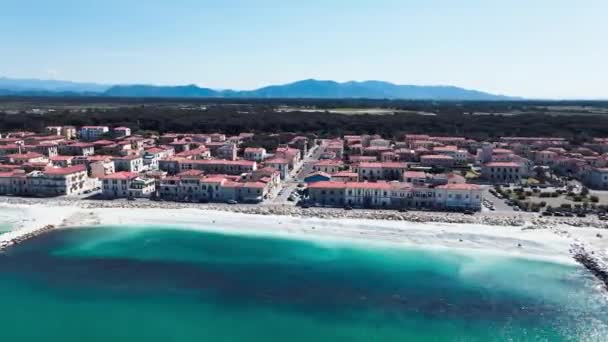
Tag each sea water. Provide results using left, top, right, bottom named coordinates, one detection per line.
left=0, top=225, right=606, bottom=341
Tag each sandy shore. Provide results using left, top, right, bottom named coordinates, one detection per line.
left=2, top=199, right=608, bottom=266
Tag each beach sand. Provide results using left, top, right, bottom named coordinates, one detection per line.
left=4, top=202, right=607, bottom=266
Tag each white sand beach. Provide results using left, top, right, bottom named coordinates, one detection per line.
left=3, top=201, right=608, bottom=266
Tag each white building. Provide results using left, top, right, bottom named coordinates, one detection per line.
left=243, top=147, right=267, bottom=162
left=79, top=126, right=109, bottom=141
left=100, top=172, right=156, bottom=198
left=112, top=155, right=145, bottom=173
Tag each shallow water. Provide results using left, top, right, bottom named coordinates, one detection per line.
left=0, top=225, right=606, bottom=341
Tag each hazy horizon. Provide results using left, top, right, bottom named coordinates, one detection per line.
left=2, top=0, right=607, bottom=99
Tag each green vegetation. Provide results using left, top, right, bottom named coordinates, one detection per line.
left=2, top=98, right=608, bottom=139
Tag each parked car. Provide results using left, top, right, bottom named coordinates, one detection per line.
left=226, top=199, right=238, bottom=205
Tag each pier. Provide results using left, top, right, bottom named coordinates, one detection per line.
left=571, top=243, right=608, bottom=291
left=0, top=225, right=55, bottom=251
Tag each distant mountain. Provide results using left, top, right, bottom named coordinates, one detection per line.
left=236, top=79, right=512, bottom=100
left=0, top=77, right=110, bottom=93
left=0, top=77, right=517, bottom=100
left=104, top=80, right=514, bottom=100
left=103, top=84, right=219, bottom=98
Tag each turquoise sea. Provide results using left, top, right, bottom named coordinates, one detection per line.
left=0, top=225, right=606, bottom=341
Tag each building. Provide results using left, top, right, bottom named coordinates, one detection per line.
left=112, top=155, right=145, bottom=173
left=79, top=126, right=109, bottom=141
left=264, top=158, right=290, bottom=179
left=420, top=154, right=455, bottom=169
left=331, top=171, right=359, bottom=182
left=217, top=143, right=238, bottom=161
left=481, top=162, right=526, bottom=183
left=45, top=126, right=63, bottom=136
left=275, top=146, right=301, bottom=170
left=476, top=142, right=493, bottom=165
left=352, top=162, right=408, bottom=181
left=50, top=155, right=75, bottom=168
left=0, top=170, right=26, bottom=195
left=434, top=184, right=482, bottom=210
left=583, top=168, right=608, bottom=190
left=308, top=181, right=482, bottom=211
left=26, top=165, right=96, bottom=196
left=243, top=147, right=267, bottom=162
left=158, top=171, right=270, bottom=203
left=59, top=142, right=95, bottom=156
left=403, top=171, right=427, bottom=186
left=177, top=159, right=257, bottom=175
left=312, top=160, right=344, bottom=174
left=2, top=152, right=48, bottom=165
left=113, top=127, right=132, bottom=137
left=432, top=146, right=469, bottom=164
left=100, top=172, right=156, bottom=198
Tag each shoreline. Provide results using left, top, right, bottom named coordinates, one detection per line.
left=1, top=200, right=605, bottom=267
left=2, top=195, right=608, bottom=229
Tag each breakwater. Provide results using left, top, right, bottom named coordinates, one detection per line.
left=0, top=224, right=56, bottom=251
left=571, top=243, right=608, bottom=291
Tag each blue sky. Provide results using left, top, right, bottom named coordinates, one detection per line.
left=1, top=0, right=606, bottom=98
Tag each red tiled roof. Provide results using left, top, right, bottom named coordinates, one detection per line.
left=484, top=162, right=521, bottom=167
left=81, top=126, right=108, bottom=129
left=404, top=171, right=427, bottom=178
left=357, top=162, right=408, bottom=168
left=50, top=156, right=74, bottom=161
left=244, top=147, right=265, bottom=152
left=313, top=159, right=343, bottom=166
left=436, top=183, right=481, bottom=190
left=43, top=164, right=86, bottom=175
left=6, top=152, right=45, bottom=159
left=420, top=154, right=454, bottom=160
left=182, top=159, right=255, bottom=167
left=69, top=142, right=95, bottom=148
left=100, top=171, right=138, bottom=180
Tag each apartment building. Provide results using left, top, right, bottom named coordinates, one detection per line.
left=308, top=181, right=482, bottom=210
left=243, top=147, right=267, bottom=162
left=79, top=126, right=109, bottom=141
left=481, top=162, right=526, bottom=183
left=112, top=155, right=145, bottom=173
left=352, top=162, right=408, bottom=181
left=100, top=172, right=156, bottom=198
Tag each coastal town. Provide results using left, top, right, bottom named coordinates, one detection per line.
left=0, top=125, right=608, bottom=219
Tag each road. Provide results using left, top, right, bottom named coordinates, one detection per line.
left=270, top=143, right=325, bottom=205
left=295, top=144, right=325, bottom=181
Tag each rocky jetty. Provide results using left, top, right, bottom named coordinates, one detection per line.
left=0, top=224, right=55, bottom=251
left=571, top=243, right=608, bottom=291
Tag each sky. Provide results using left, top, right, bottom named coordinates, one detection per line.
left=1, top=0, right=607, bottom=99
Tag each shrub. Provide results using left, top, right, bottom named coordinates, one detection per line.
left=539, top=192, right=550, bottom=198
left=539, top=201, right=547, bottom=207
left=590, top=195, right=599, bottom=203
left=517, top=194, right=526, bottom=201
left=561, top=203, right=572, bottom=209
left=525, top=191, right=533, bottom=197
left=551, top=192, right=559, bottom=198
left=573, top=195, right=583, bottom=202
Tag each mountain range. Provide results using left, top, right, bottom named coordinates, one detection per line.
left=0, top=77, right=517, bottom=100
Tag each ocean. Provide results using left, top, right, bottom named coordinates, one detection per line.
left=0, top=225, right=606, bottom=341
